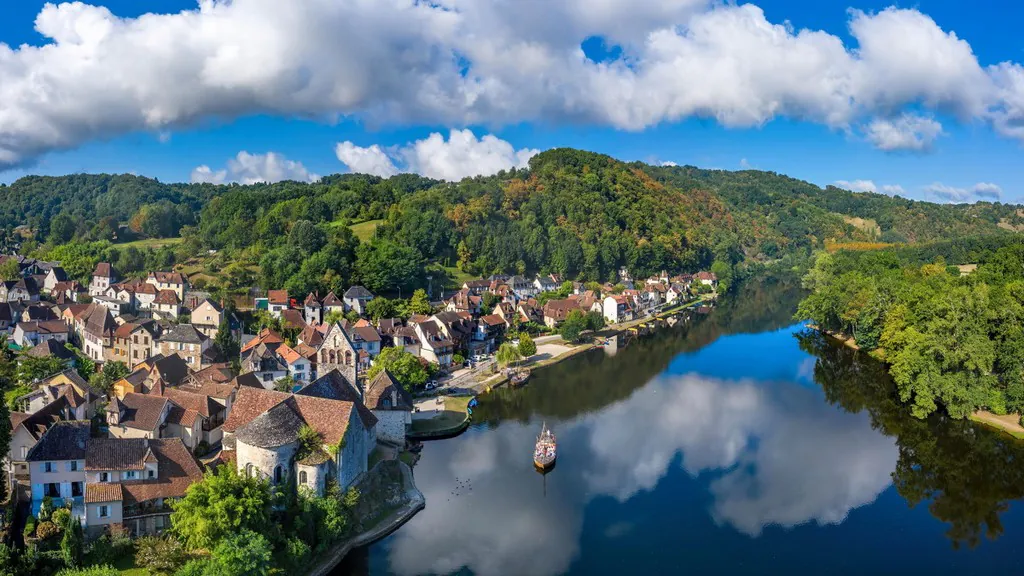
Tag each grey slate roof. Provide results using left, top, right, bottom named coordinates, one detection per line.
left=86, top=437, right=155, bottom=471
left=159, top=324, right=206, bottom=344
left=234, top=398, right=305, bottom=449
left=344, top=285, right=374, bottom=299
left=26, top=420, right=90, bottom=462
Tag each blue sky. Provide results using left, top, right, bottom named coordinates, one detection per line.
left=1, top=0, right=1023, bottom=203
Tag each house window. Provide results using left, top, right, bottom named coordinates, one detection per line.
left=99, top=472, right=109, bottom=482
left=68, top=461, right=79, bottom=472
left=148, top=469, right=155, bottom=479
left=43, top=462, right=55, bottom=473
left=299, top=471, right=307, bottom=485
left=133, top=335, right=139, bottom=344
left=123, top=471, right=138, bottom=480
left=21, top=446, right=28, bottom=459
left=44, top=483, right=60, bottom=497
left=99, top=505, right=109, bottom=518
left=273, top=466, right=283, bottom=485
left=71, top=482, right=83, bottom=497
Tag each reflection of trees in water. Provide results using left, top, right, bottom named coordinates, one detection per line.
left=474, top=274, right=806, bottom=424
left=797, top=330, right=1024, bottom=549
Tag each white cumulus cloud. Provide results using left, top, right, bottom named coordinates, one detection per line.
left=335, top=130, right=539, bottom=181
left=835, top=179, right=878, bottom=193
left=1, top=2, right=1024, bottom=168
left=924, top=181, right=1002, bottom=203
left=835, top=180, right=908, bottom=195
left=334, top=142, right=399, bottom=178
left=190, top=151, right=319, bottom=185
left=864, top=114, right=944, bottom=152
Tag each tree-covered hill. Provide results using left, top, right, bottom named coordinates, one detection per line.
left=3, top=148, right=1020, bottom=297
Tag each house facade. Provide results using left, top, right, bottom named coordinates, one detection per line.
left=26, top=421, right=90, bottom=521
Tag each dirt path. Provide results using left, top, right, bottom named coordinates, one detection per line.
left=971, top=410, right=1024, bottom=439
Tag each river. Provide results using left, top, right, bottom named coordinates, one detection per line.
left=337, top=277, right=1024, bottom=575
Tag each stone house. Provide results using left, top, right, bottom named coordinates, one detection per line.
left=321, top=291, right=345, bottom=318
left=155, top=324, right=211, bottom=371
left=89, top=263, right=119, bottom=297
left=315, top=322, right=358, bottom=386
left=111, top=321, right=160, bottom=366
left=221, top=369, right=377, bottom=495
left=190, top=299, right=224, bottom=338
left=152, top=289, right=182, bottom=318
left=543, top=298, right=581, bottom=329
left=146, top=271, right=189, bottom=301
left=78, top=303, right=117, bottom=362
left=363, top=370, right=413, bottom=445
left=112, top=354, right=191, bottom=399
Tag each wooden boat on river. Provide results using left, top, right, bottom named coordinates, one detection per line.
left=534, top=423, right=557, bottom=470
left=509, top=368, right=531, bottom=387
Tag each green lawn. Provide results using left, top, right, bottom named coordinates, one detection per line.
left=348, top=219, right=383, bottom=242
left=115, top=237, right=184, bottom=249
left=442, top=266, right=475, bottom=287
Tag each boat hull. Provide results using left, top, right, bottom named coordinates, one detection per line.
left=534, top=455, right=556, bottom=470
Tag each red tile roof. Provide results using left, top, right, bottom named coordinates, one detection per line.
left=86, top=483, right=123, bottom=503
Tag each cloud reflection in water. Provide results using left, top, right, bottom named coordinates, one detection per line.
left=383, top=372, right=898, bottom=575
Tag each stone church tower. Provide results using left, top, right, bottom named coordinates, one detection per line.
left=316, top=322, right=358, bottom=389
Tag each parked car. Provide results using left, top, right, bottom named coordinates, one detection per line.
left=424, top=381, right=438, bottom=391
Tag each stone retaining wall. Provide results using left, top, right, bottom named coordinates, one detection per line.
left=306, top=460, right=425, bottom=576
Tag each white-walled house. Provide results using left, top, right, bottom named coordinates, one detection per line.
left=26, top=421, right=90, bottom=521
left=603, top=295, right=634, bottom=324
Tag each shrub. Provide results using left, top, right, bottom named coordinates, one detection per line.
left=23, top=515, right=37, bottom=538
left=39, top=496, right=55, bottom=521
left=174, top=558, right=213, bottom=576
left=135, top=536, right=188, bottom=576
left=452, top=353, right=465, bottom=366
left=35, top=521, right=60, bottom=540
left=52, top=508, right=71, bottom=528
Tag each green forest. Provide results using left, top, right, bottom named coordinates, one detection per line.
left=797, top=235, right=1024, bottom=422
left=3, top=149, right=1022, bottom=300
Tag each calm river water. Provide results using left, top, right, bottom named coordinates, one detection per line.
left=338, top=277, right=1024, bottom=575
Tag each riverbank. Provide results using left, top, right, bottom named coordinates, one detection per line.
left=815, top=328, right=1024, bottom=440
left=970, top=411, right=1024, bottom=440
left=306, top=460, right=425, bottom=576
left=409, top=396, right=472, bottom=439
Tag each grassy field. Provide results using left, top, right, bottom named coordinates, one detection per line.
left=442, top=266, right=475, bottom=287
left=348, top=219, right=383, bottom=242
left=115, top=237, right=184, bottom=249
